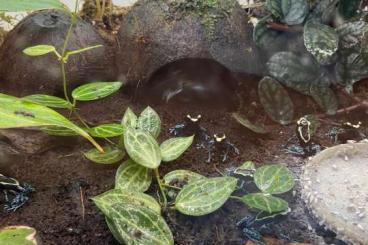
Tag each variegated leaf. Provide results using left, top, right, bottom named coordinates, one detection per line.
left=0, top=93, right=102, bottom=152
left=175, top=177, right=237, bottom=216
left=22, top=95, right=72, bottom=109
left=124, top=127, right=161, bottom=169
left=254, top=164, right=295, bottom=194
left=267, top=52, right=328, bottom=95
left=137, top=107, right=161, bottom=138
left=72, top=81, right=123, bottom=101
left=0, top=0, right=67, bottom=11
left=93, top=189, right=160, bottom=215
left=240, top=193, right=289, bottom=213
left=0, top=226, right=38, bottom=245
left=310, top=85, right=338, bottom=115
left=115, top=160, right=152, bottom=192
left=304, top=20, right=338, bottom=65
left=337, top=21, right=368, bottom=49
left=89, top=124, right=124, bottom=138
left=281, top=0, right=309, bottom=25
left=106, top=218, right=125, bottom=245
left=121, top=107, right=137, bottom=128
left=160, top=136, right=193, bottom=162
left=258, top=77, right=294, bottom=125
left=83, top=147, right=125, bottom=164
left=234, top=161, right=256, bottom=177
left=109, top=204, right=174, bottom=245
left=266, top=0, right=282, bottom=18
left=232, top=113, right=268, bottom=134
left=42, top=126, right=78, bottom=136
left=163, top=170, right=206, bottom=187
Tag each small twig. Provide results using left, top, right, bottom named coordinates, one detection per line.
left=79, top=186, right=85, bottom=221
left=267, top=22, right=304, bottom=33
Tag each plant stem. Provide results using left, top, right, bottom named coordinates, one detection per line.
left=154, top=168, right=168, bottom=209
left=162, top=183, right=182, bottom=191
left=229, top=195, right=243, bottom=201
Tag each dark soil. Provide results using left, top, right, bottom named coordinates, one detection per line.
left=1, top=81, right=367, bottom=245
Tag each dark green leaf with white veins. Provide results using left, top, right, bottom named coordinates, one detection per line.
left=84, top=147, right=125, bottom=164
left=89, top=124, right=124, bottom=138
left=253, top=16, right=287, bottom=52
left=137, top=106, right=161, bottom=138
left=266, top=0, right=282, bottom=18
left=22, top=94, right=72, bottom=109
left=160, top=136, right=194, bottom=162
left=232, top=112, right=268, bottom=134
left=254, top=164, right=295, bottom=194
left=240, top=193, right=289, bottom=213
left=304, top=21, right=338, bottom=65
left=163, top=170, right=206, bottom=188
left=122, top=107, right=137, bottom=128
left=258, top=77, right=294, bottom=125
left=310, top=85, right=338, bottom=115
left=93, top=189, right=160, bottom=215
left=109, top=204, right=174, bottom=245
left=115, top=160, right=152, bottom=192
left=72, top=81, right=123, bottom=101
left=175, top=177, right=237, bottom=216
left=267, top=52, right=328, bottom=95
left=281, top=0, right=309, bottom=25
left=337, top=21, right=368, bottom=49
left=124, top=127, right=161, bottom=169
left=106, top=218, right=125, bottom=245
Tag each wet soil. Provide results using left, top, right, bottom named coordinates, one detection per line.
left=1, top=83, right=367, bottom=245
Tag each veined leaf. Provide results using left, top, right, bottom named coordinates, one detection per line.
left=121, top=107, right=137, bottom=128
left=124, top=127, right=161, bottom=169
left=304, top=20, right=338, bottom=65
left=42, top=126, right=78, bottom=136
left=232, top=112, right=268, bottom=134
left=234, top=161, right=256, bottom=177
left=253, top=16, right=287, bottom=52
left=137, top=106, right=161, bottom=138
left=281, top=0, right=309, bottom=25
left=115, top=160, right=152, bottom=192
left=22, top=94, right=72, bottom=109
left=258, top=77, right=294, bottom=125
left=175, top=177, right=237, bottom=216
left=84, top=147, right=124, bottom=164
left=109, top=204, right=174, bottom=245
left=163, top=170, right=206, bottom=187
left=93, top=189, right=160, bottom=215
left=0, top=93, right=103, bottom=152
left=72, top=81, right=123, bottom=101
left=266, top=0, right=282, bottom=18
left=106, top=218, right=125, bottom=245
left=23, top=45, right=57, bottom=57
left=310, top=85, right=338, bottom=115
left=0, top=0, right=67, bottom=12
left=160, top=136, right=193, bottom=162
left=239, top=193, right=289, bottom=213
left=254, top=164, right=295, bottom=194
left=89, top=124, right=124, bottom=138
left=0, top=226, right=38, bottom=245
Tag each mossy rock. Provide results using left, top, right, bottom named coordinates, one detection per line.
left=0, top=10, right=116, bottom=96
left=301, top=143, right=368, bottom=244
left=116, top=0, right=263, bottom=84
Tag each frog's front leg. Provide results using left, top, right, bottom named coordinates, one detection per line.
left=169, top=123, right=186, bottom=136
left=4, top=193, right=29, bottom=212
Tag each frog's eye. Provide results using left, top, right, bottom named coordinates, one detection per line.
left=187, top=114, right=201, bottom=122
left=214, top=133, right=226, bottom=142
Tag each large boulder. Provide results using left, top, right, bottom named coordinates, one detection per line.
left=116, top=0, right=263, bottom=85
left=0, top=10, right=116, bottom=96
